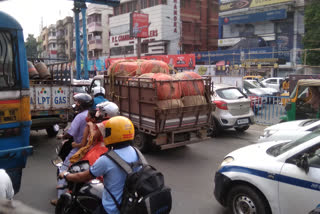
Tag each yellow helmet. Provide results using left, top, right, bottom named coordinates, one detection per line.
left=103, top=116, right=135, bottom=146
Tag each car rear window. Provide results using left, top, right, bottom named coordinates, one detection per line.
left=216, top=88, right=246, bottom=100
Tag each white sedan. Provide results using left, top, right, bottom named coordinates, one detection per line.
left=259, top=119, right=320, bottom=143
left=214, top=130, right=320, bottom=214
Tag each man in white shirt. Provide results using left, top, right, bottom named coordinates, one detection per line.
left=0, top=169, right=14, bottom=200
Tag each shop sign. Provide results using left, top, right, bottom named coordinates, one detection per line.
left=173, top=0, right=178, bottom=33
left=221, top=9, right=287, bottom=25
left=220, top=0, right=292, bottom=12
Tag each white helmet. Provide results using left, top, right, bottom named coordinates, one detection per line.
left=95, top=101, right=119, bottom=119
left=93, top=86, right=105, bottom=97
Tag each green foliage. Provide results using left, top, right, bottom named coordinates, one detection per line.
left=25, top=34, right=38, bottom=59
left=303, top=0, right=320, bottom=66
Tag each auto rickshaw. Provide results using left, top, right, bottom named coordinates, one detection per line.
left=280, top=79, right=320, bottom=122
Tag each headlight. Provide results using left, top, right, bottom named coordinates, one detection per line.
left=219, top=156, right=234, bottom=169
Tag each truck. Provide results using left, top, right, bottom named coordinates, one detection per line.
left=89, top=73, right=214, bottom=152
left=28, top=61, right=74, bottom=137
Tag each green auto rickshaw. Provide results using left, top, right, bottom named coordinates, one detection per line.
left=281, top=79, right=320, bottom=122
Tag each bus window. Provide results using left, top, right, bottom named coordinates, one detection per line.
left=0, top=31, right=18, bottom=89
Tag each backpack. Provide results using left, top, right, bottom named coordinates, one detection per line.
left=104, top=147, right=172, bottom=214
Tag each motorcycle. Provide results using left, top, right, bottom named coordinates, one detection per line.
left=55, top=160, right=104, bottom=214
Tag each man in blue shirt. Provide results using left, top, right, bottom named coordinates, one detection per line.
left=59, top=116, right=138, bottom=214
left=92, top=86, right=108, bottom=109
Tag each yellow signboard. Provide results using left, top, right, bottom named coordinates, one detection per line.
left=250, top=0, right=292, bottom=8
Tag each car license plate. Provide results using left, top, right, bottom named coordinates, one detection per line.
left=237, top=118, right=249, bottom=125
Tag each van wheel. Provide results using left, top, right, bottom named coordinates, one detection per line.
left=207, top=118, right=221, bottom=137
left=227, top=185, right=269, bottom=214
left=235, top=125, right=249, bottom=132
left=46, top=126, right=59, bottom=137
left=133, top=131, right=149, bottom=153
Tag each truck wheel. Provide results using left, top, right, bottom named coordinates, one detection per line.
left=207, top=118, right=221, bottom=137
left=133, top=131, right=149, bottom=153
left=46, top=126, right=59, bottom=137
left=235, top=125, right=249, bottom=132
left=227, top=185, right=270, bottom=214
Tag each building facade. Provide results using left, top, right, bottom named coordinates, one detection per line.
left=39, top=17, right=73, bottom=61
left=56, top=16, right=74, bottom=60
left=38, top=27, right=48, bottom=58
left=108, top=0, right=219, bottom=58
left=87, top=4, right=113, bottom=59
left=218, top=0, right=305, bottom=70
left=47, top=24, right=57, bottom=59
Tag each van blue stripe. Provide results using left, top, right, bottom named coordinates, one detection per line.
left=219, top=165, right=320, bottom=192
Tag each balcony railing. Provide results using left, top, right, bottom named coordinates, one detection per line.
left=88, top=39, right=102, bottom=50
left=88, top=22, right=102, bottom=33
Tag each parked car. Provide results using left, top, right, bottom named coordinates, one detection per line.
left=261, top=77, right=284, bottom=92
left=259, top=119, right=320, bottom=143
left=214, top=129, right=320, bottom=214
left=245, top=79, right=278, bottom=96
left=208, top=84, right=254, bottom=137
left=243, top=80, right=270, bottom=97
left=243, top=75, right=264, bottom=82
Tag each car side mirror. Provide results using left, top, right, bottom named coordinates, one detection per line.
left=296, top=153, right=309, bottom=174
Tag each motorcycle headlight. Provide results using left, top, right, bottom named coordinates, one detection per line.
left=219, top=156, right=234, bottom=169
left=90, top=179, right=102, bottom=184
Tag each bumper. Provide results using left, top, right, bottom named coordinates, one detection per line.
left=214, top=111, right=255, bottom=128
left=214, top=171, right=231, bottom=207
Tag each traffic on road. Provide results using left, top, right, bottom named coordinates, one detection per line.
left=1, top=1, right=320, bottom=214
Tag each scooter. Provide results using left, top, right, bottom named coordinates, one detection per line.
left=55, top=160, right=104, bottom=214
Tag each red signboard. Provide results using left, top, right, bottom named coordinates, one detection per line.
left=130, top=12, right=149, bottom=38
left=105, top=54, right=196, bottom=70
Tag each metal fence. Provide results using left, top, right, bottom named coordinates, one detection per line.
left=252, top=95, right=290, bottom=125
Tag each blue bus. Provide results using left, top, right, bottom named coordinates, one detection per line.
left=0, top=11, right=33, bottom=194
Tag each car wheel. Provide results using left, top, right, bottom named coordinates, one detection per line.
left=46, top=126, right=59, bottom=137
left=207, top=118, right=221, bottom=137
left=227, top=185, right=270, bottom=214
left=133, top=131, right=149, bottom=153
left=235, top=125, right=249, bottom=132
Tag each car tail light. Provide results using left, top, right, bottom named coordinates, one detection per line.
left=0, top=127, right=20, bottom=138
left=214, top=101, right=228, bottom=110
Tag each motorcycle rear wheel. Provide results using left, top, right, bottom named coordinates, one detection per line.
left=56, top=197, right=80, bottom=214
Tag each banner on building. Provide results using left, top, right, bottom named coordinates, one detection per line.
left=130, top=12, right=149, bottom=38
left=221, top=9, right=287, bottom=25
left=220, top=0, right=293, bottom=12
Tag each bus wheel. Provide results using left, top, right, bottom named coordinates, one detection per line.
left=133, top=131, right=149, bottom=153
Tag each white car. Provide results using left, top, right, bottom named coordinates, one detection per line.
left=259, top=119, right=320, bottom=143
left=245, top=79, right=278, bottom=96
left=261, top=77, right=284, bottom=92
left=208, top=84, right=255, bottom=136
left=214, top=130, right=320, bottom=214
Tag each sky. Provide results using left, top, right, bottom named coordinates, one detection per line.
left=0, top=0, right=74, bottom=39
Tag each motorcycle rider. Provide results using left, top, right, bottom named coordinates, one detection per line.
left=70, top=101, right=120, bottom=165
left=51, top=93, right=93, bottom=206
left=92, top=86, right=108, bottom=109
left=59, top=116, right=138, bottom=214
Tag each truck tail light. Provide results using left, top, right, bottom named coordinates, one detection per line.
left=20, top=96, right=31, bottom=121
left=214, top=101, right=228, bottom=110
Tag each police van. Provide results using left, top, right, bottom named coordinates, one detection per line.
left=214, top=130, right=320, bottom=214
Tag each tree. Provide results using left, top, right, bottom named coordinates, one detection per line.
left=25, top=34, right=38, bottom=59
left=303, top=0, right=320, bottom=66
